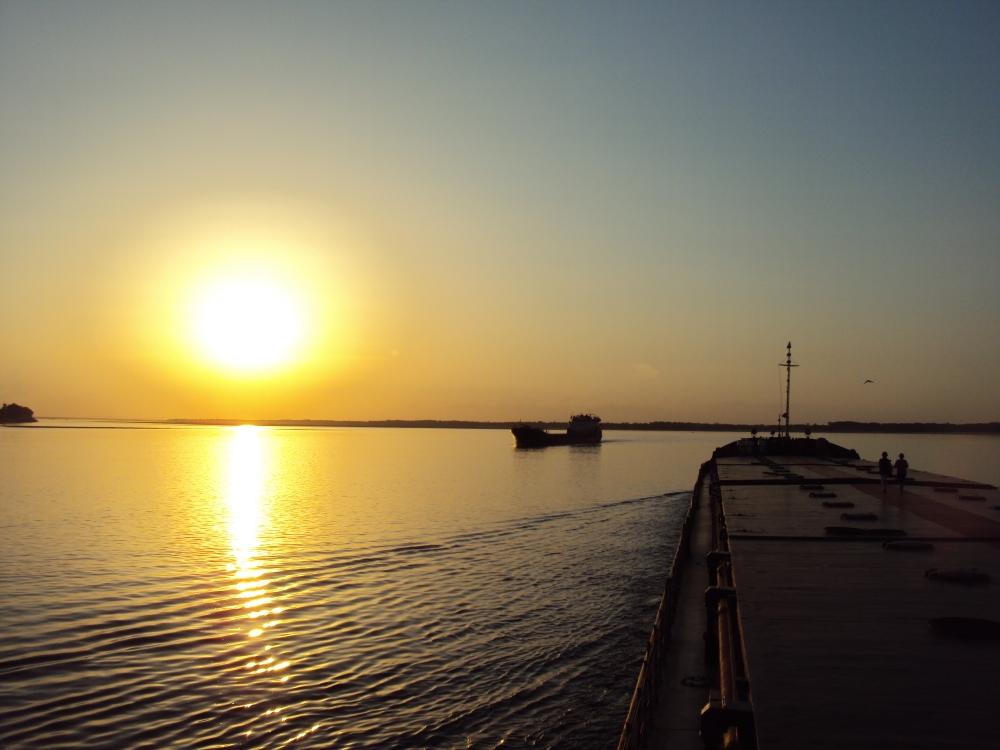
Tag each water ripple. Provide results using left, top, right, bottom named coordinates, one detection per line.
left=1, top=427, right=696, bottom=749
left=1, top=492, right=686, bottom=749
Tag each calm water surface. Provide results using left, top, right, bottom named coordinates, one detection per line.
left=0, top=426, right=731, bottom=750
left=2, top=425, right=997, bottom=749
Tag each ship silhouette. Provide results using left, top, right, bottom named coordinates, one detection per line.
left=510, top=414, right=602, bottom=447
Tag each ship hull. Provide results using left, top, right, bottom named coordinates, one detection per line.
left=511, top=425, right=602, bottom=447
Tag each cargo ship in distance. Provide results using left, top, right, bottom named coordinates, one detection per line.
left=511, top=414, right=602, bottom=447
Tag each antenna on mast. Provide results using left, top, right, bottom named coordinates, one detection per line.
left=780, top=342, right=798, bottom=438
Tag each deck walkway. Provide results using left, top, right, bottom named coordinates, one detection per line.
left=645, top=482, right=711, bottom=750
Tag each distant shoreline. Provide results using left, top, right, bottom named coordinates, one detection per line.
left=152, top=419, right=1000, bottom=435
left=12, top=418, right=999, bottom=436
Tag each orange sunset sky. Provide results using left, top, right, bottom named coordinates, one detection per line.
left=1, top=2, right=998, bottom=424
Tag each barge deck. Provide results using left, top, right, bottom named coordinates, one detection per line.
left=620, top=441, right=1000, bottom=750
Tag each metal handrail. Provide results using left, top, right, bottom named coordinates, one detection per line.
left=701, top=467, right=757, bottom=750
left=616, top=461, right=711, bottom=750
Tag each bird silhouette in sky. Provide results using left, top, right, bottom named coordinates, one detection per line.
left=864, top=379, right=874, bottom=384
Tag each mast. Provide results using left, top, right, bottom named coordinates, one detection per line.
left=780, top=342, right=798, bottom=438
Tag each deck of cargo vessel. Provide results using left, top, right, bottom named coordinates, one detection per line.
left=619, top=440, right=1000, bottom=750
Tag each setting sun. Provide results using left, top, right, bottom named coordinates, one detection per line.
left=193, top=279, right=304, bottom=371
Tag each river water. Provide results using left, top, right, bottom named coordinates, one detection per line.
left=1, top=425, right=997, bottom=749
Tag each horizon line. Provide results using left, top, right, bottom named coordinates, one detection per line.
left=21, top=416, right=1000, bottom=435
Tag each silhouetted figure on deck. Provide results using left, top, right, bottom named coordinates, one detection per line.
left=894, top=453, right=909, bottom=491
left=878, top=451, right=892, bottom=492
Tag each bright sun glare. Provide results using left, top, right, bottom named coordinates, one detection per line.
left=194, top=279, right=304, bottom=371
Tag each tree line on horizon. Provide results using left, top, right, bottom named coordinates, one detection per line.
left=165, top=418, right=1000, bottom=434
left=0, top=403, right=36, bottom=424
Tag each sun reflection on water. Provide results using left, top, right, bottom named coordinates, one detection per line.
left=220, top=426, right=301, bottom=734
left=225, top=426, right=265, bottom=565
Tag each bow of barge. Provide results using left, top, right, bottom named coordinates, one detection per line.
left=620, top=437, right=1000, bottom=750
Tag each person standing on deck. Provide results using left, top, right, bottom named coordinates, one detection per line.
left=878, top=451, right=893, bottom=492
left=894, top=453, right=909, bottom=491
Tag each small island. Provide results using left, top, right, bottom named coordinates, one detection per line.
left=0, top=403, right=37, bottom=423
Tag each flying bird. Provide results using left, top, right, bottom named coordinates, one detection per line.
left=863, top=380, right=874, bottom=384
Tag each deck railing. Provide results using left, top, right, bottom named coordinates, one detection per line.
left=701, top=465, right=756, bottom=749
left=616, top=461, right=711, bottom=750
